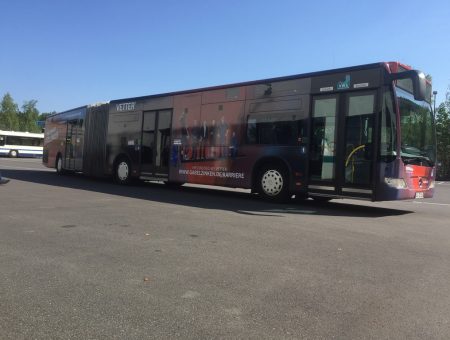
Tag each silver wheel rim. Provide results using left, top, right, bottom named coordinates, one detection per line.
left=10, top=151, right=17, bottom=157
left=261, top=169, right=283, bottom=196
left=117, top=161, right=129, bottom=181
left=57, top=158, right=62, bottom=172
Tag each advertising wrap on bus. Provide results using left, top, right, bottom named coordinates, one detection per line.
left=43, top=62, right=436, bottom=203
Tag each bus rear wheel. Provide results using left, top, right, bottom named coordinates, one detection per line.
left=257, top=164, right=290, bottom=202
left=9, top=150, right=18, bottom=158
left=55, top=155, right=65, bottom=174
left=114, top=158, right=132, bottom=185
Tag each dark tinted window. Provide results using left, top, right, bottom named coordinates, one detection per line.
left=247, top=113, right=302, bottom=145
left=5, top=136, right=43, bottom=146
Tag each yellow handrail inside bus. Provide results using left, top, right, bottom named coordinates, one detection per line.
left=345, top=144, right=366, bottom=167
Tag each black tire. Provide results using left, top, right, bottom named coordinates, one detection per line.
left=9, top=150, right=18, bottom=158
left=55, top=155, right=65, bottom=174
left=114, top=157, right=132, bottom=185
left=257, top=164, right=290, bottom=202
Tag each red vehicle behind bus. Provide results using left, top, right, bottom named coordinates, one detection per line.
left=43, top=62, right=436, bottom=202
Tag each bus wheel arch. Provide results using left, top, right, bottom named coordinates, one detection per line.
left=113, top=154, right=133, bottom=185
left=252, top=158, right=291, bottom=202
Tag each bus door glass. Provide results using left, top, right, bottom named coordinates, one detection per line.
left=141, top=111, right=156, bottom=174
left=309, top=95, right=338, bottom=192
left=155, top=110, right=172, bottom=173
left=73, top=119, right=84, bottom=170
left=64, top=120, right=77, bottom=169
left=141, top=110, right=172, bottom=177
left=342, top=92, right=375, bottom=190
left=64, top=119, right=84, bottom=171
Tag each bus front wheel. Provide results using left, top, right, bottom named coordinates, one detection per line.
left=9, top=150, right=18, bottom=158
left=257, top=164, right=290, bottom=202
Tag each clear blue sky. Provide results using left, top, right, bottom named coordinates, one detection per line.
left=1, top=0, right=449, bottom=113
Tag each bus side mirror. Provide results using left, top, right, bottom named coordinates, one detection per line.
left=388, top=70, right=427, bottom=101
left=411, top=72, right=427, bottom=101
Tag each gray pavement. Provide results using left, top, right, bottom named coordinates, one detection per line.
left=1, top=157, right=450, bottom=339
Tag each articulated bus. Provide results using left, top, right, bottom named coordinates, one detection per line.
left=43, top=62, right=436, bottom=202
left=0, top=130, right=44, bottom=158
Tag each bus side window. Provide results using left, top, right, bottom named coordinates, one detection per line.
left=273, top=122, right=293, bottom=145
left=247, top=113, right=298, bottom=146
left=246, top=118, right=257, bottom=144
left=0, top=136, right=4, bottom=146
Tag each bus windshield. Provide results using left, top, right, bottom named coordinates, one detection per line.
left=396, top=87, right=436, bottom=167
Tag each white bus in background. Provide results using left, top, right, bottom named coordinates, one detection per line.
left=0, top=130, right=44, bottom=158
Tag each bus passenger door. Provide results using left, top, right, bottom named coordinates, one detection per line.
left=308, top=95, right=339, bottom=195
left=64, top=119, right=77, bottom=170
left=339, top=91, right=375, bottom=198
left=140, top=110, right=172, bottom=180
left=308, top=91, right=376, bottom=199
left=64, top=119, right=84, bottom=171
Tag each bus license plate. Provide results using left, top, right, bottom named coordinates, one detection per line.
left=415, top=192, right=424, bottom=199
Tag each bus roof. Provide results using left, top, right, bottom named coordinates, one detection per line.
left=51, top=61, right=420, bottom=113
left=0, top=130, right=44, bottom=138
left=110, top=62, right=391, bottom=104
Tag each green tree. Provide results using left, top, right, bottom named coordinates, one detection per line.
left=38, top=111, right=55, bottom=121
left=18, top=100, right=40, bottom=132
left=435, top=87, right=450, bottom=180
left=0, top=93, right=19, bottom=130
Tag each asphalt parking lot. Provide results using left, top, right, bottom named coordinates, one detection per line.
left=1, top=157, right=450, bottom=339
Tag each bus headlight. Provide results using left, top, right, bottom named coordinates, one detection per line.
left=384, top=177, right=408, bottom=189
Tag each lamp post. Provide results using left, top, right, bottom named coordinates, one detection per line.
left=433, top=90, right=438, bottom=116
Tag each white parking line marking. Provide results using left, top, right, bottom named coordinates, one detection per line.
left=413, top=201, right=450, bottom=206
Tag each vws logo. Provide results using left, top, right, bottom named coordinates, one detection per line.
left=337, top=75, right=350, bottom=90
